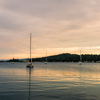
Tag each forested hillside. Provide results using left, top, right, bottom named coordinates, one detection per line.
left=32, top=53, right=100, bottom=62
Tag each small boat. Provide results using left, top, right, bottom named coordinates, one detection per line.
left=79, top=62, right=82, bottom=65
left=26, top=33, right=34, bottom=68
left=79, top=50, right=82, bottom=65
left=45, top=62, right=47, bottom=64
left=12, top=62, right=14, bottom=64
left=11, top=57, right=14, bottom=64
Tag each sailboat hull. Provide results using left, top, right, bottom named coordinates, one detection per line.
left=26, top=63, right=34, bottom=68
left=79, top=62, right=82, bottom=65
left=12, top=62, right=14, bottom=64
left=45, top=62, right=47, bottom=64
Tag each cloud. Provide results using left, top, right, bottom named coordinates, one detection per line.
left=0, top=0, right=100, bottom=59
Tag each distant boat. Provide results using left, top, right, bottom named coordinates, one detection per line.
left=79, top=61, right=82, bottom=65
left=12, top=62, right=14, bottom=64
left=26, top=33, right=34, bottom=68
left=79, top=50, right=82, bottom=65
left=45, top=50, right=47, bottom=64
left=11, top=58, right=14, bottom=64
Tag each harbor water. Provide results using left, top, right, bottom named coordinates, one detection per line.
left=0, top=62, right=100, bottom=100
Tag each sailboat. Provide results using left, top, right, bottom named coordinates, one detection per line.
left=11, top=58, right=14, bottom=64
left=79, top=50, right=82, bottom=65
left=45, top=50, right=47, bottom=64
left=26, top=33, right=34, bottom=68
left=12, top=62, right=14, bottom=64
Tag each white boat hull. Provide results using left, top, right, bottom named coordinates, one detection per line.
left=79, top=62, right=82, bottom=65
left=45, top=62, right=47, bottom=64
left=12, top=62, right=14, bottom=64
left=26, top=63, right=34, bottom=67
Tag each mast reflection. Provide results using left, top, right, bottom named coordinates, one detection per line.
left=27, top=67, right=33, bottom=100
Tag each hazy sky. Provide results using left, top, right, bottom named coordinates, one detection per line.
left=0, top=0, right=100, bottom=60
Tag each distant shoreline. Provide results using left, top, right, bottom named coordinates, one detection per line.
left=1, top=53, right=100, bottom=62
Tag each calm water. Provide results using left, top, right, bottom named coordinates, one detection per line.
left=0, top=62, right=100, bottom=100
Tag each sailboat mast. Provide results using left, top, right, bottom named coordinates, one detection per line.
left=46, top=50, right=47, bottom=62
left=30, top=33, right=32, bottom=63
left=80, top=50, right=82, bottom=62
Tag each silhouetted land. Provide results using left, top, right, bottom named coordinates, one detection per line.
left=6, top=58, right=23, bottom=62
left=32, top=53, right=100, bottom=62
left=1, top=53, right=100, bottom=62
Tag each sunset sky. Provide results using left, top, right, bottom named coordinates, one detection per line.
left=0, top=0, right=100, bottom=60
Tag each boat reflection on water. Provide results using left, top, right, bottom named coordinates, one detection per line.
left=26, top=67, right=33, bottom=100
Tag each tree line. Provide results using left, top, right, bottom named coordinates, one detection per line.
left=2, top=53, right=100, bottom=62
left=32, top=53, right=100, bottom=62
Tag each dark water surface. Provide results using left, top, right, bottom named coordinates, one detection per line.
left=0, top=62, right=100, bottom=100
